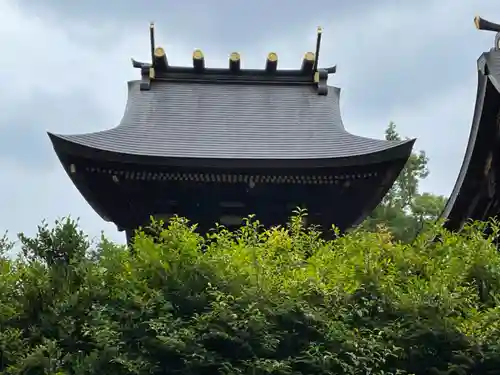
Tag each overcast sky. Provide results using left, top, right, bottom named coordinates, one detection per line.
left=1, top=0, right=499, bottom=244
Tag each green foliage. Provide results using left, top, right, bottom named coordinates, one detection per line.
left=1, top=214, right=500, bottom=374
left=363, top=122, right=447, bottom=242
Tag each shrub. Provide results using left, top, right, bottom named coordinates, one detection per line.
left=1, top=213, right=500, bottom=374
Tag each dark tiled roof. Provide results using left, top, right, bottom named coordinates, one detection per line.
left=49, top=80, right=412, bottom=161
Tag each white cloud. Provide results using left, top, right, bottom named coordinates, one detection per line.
left=385, top=78, right=477, bottom=196
left=0, top=1, right=131, bottom=243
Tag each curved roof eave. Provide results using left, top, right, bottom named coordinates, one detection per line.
left=48, top=131, right=415, bottom=169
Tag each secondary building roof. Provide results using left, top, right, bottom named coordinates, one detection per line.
left=441, top=49, right=500, bottom=230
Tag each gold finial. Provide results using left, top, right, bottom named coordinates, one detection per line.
left=474, top=15, right=480, bottom=29
left=153, top=46, right=168, bottom=70
left=193, top=49, right=204, bottom=60
left=267, top=52, right=278, bottom=62
left=154, top=47, right=165, bottom=57
left=317, top=26, right=323, bottom=34
left=266, top=52, right=278, bottom=72
left=304, top=52, right=315, bottom=61
left=229, top=52, right=241, bottom=71
left=301, top=52, right=315, bottom=72
left=193, top=49, right=205, bottom=70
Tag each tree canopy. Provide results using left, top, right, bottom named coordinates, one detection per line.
left=1, top=215, right=500, bottom=374
left=362, top=122, right=447, bottom=242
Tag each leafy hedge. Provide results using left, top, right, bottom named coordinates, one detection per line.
left=1, top=212, right=500, bottom=374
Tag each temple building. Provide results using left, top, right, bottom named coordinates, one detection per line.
left=442, top=16, right=500, bottom=231
left=48, top=24, right=414, bottom=241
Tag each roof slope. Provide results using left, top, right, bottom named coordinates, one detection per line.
left=441, top=50, right=500, bottom=230
left=49, top=80, right=413, bottom=162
